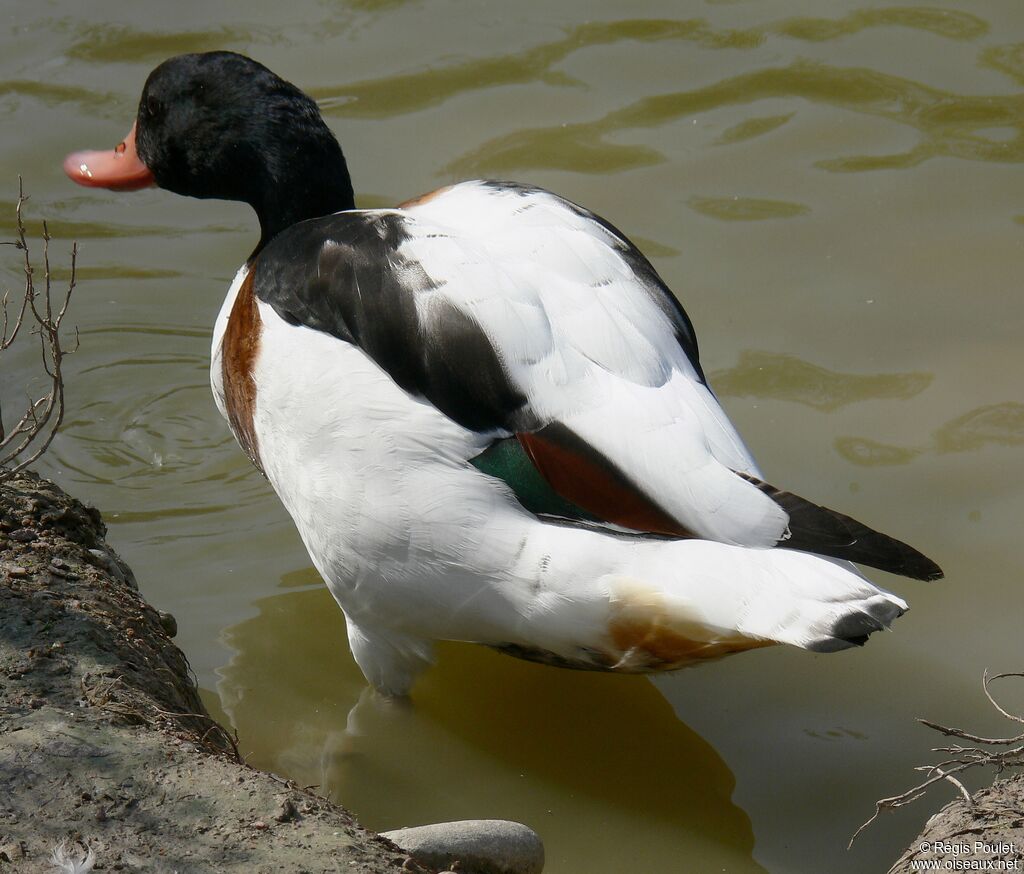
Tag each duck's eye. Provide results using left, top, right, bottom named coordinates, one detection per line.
left=145, top=94, right=163, bottom=118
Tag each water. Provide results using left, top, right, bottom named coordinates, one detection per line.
left=3, top=2, right=1023, bottom=870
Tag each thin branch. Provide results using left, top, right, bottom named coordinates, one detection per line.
left=983, top=671, right=1024, bottom=726
left=918, top=717, right=1024, bottom=747
left=0, top=179, right=78, bottom=480
left=0, top=182, right=33, bottom=351
left=849, top=768, right=965, bottom=848
left=850, top=669, right=1024, bottom=849
left=932, top=765, right=974, bottom=805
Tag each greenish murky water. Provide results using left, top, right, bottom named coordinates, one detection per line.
left=3, top=3, right=1023, bottom=871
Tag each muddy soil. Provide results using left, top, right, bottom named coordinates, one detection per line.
left=0, top=470, right=432, bottom=873
left=889, top=775, right=1024, bottom=873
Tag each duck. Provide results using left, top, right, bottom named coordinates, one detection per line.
left=64, top=51, right=941, bottom=696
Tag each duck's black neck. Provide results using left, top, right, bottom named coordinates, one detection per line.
left=251, top=153, right=356, bottom=256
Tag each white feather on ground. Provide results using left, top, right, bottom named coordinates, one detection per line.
left=49, top=841, right=95, bottom=874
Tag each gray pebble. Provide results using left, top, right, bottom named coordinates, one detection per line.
left=48, top=560, right=79, bottom=580
left=86, top=548, right=137, bottom=588
left=382, top=820, right=544, bottom=874
left=157, top=611, right=178, bottom=638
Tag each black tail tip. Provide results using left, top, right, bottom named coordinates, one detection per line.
left=889, top=538, right=944, bottom=580
left=807, top=602, right=908, bottom=653
left=897, top=552, right=944, bottom=581
left=735, top=471, right=946, bottom=582
left=847, top=540, right=944, bottom=582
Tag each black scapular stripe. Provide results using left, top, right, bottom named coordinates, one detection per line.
left=251, top=210, right=535, bottom=434
left=252, top=186, right=710, bottom=437
left=734, top=471, right=943, bottom=581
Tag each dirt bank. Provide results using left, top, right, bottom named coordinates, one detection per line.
left=0, top=470, right=430, bottom=872
left=889, top=775, right=1024, bottom=873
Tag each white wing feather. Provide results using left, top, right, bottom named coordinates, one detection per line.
left=400, top=182, right=787, bottom=546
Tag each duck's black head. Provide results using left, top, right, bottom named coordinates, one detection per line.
left=65, top=51, right=355, bottom=253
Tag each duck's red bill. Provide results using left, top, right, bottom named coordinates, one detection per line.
left=63, top=122, right=155, bottom=191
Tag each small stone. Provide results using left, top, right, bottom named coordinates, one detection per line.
left=7, top=566, right=28, bottom=578
left=48, top=559, right=79, bottom=580
left=86, top=548, right=127, bottom=583
left=9, top=529, right=37, bottom=543
left=157, top=611, right=178, bottom=638
left=274, top=798, right=300, bottom=823
left=252, top=820, right=268, bottom=831
left=381, top=821, right=544, bottom=874
left=0, top=840, right=26, bottom=861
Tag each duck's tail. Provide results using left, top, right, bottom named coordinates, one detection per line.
left=590, top=539, right=908, bottom=671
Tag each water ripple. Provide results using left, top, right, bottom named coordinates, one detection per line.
left=835, top=402, right=1024, bottom=467
left=48, top=346, right=265, bottom=522
left=317, top=10, right=991, bottom=122
left=689, top=196, right=809, bottom=221
left=0, top=79, right=119, bottom=117
left=0, top=202, right=246, bottom=241
left=772, top=7, right=988, bottom=43
left=63, top=23, right=272, bottom=63
left=715, top=113, right=796, bottom=145
left=980, top=43, right=1024, bottom=85
left=711, top=350, right=933, bottom=411
left=314, top=18, right=763, bottom=119
left=443, top=60, right=1024, bottom=177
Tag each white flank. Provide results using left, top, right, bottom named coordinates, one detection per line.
left=233, top=298, right=906, bottom=694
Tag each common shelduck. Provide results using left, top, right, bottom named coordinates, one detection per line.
left=64, top=52, right=941, bottom=695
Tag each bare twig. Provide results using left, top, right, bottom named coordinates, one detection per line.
left=918, top=717, right=1024, bottom=747
left=850, top=670, right=1024, bottom=848
left=932, top=765, right=974, bottom=805
left=983, top=671, right=1024, bottom=726
left=0, top=178, right=77, bottom=478
left=849, top=767, right=967, bottom=848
